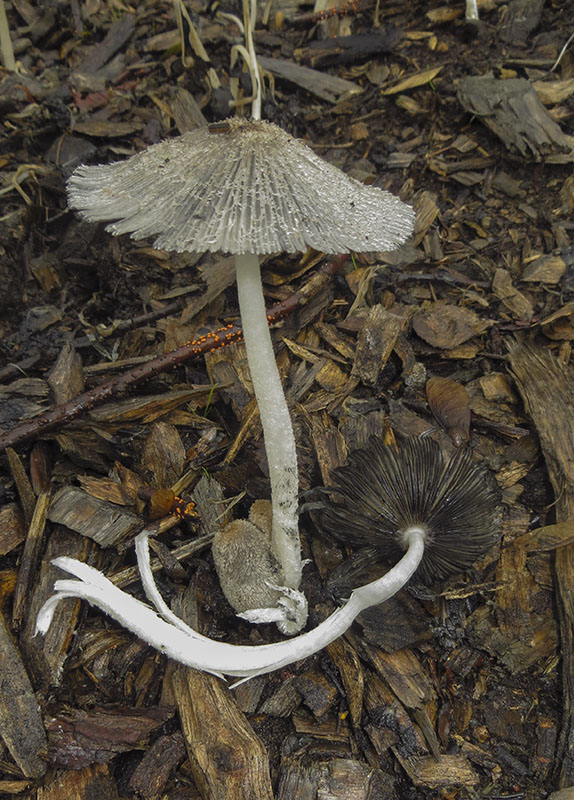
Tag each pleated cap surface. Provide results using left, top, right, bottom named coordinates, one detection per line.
left=67, top=118, right=415, bottom=255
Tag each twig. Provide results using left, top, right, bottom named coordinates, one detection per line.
left=0, top=255, right=347, bottom=452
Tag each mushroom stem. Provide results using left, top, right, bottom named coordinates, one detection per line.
left=234, top=253, right=302, bottom=594
left=35, top=527, right=426, bottom=680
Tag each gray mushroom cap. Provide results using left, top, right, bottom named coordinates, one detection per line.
left=67, top=117, right=415, bottom=256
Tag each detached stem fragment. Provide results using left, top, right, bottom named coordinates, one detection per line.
left=36, top=528, right=426, bottom=680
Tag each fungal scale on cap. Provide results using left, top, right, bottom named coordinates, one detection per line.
left=67, top=117, right=415, bottom=256
left=321, top=436, right=500, bottom=584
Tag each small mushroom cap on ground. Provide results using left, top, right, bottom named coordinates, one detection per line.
left=320, top=436, right=501, bottom=584
left=67, top=117, right=415, bottom=256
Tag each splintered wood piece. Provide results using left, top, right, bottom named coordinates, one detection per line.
left=48, top=486, right=141, bottom=547
left=258, top=56, right=361, bottom=104
left=48, top=341, right=84, bottom=405
left=141, top=421, right=186, bottom=489
left=128, top=732, right=187, bottom=798
left=394, top=752, right=478, bottom=787
left=21, top=528, right=91, bottom=688
left=363, top=671, right=426, bottom=757
left=426, top=376, right=471, bottom=446
left=366, top=648, right=435, bottom=710
left=294, top=28, right=402, bottom=68
left=170, top=666, right=274, bottom=800
left=46, top=706, right=174, bottom=769
left=509, top=339, right=574, bottom=787
left=458, top=76, right=574, bottom=162
left=277, top=755, right=395, bottom=800
left=353, top=591, right=433, bottom=652
left=0, top=504, right=25, bottom=555
left=308, top=412, right=348, bottom=485
left=6, top=448, right=36, bottom=524
left=0, top=608, right=47, bottom=779
left=37, top=764, right=119, bottom=800
left=12, top=487, right=51, bottom=628
left=293, top=667, right=338, bottom=719
left=351, top=304, right=405, bottom=387
left=326, top=637, right=364, bottom=727
left=258, top=677, right=302, bottom=717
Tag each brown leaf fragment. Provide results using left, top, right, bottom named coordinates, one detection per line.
left=171, top=666, right=274, bottom=800
left=308, top=413, right=348, bottom=486
left=522, top=254, right=566, bottom=283
left=356, top=592, right=433, bottom=652
left=37, top=764, right=119, bottom=800
left=426, top=376, right=471, bottom=446
left=47, top=706, right=174, bottom=769
left=541, top=302, right=574, bottom=341
left=294, top=28, right=402, bottom=69
left=382, top=66, right=443, bottom=95
left=492, top=269, right=534, bottom=320
left=88, top=387, right=214, bottom=424
left=128, top=732, right=187, bottom=799
left=48, top=486, right=141, bottom=547
left=0, top=608, right=47, bottom=779
left=412, top=303, right=490, bottom=348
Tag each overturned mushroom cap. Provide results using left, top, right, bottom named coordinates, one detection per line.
left=212, top=500, right=283, bottom=614
left=321, top=436, right=500, bottom=584
left=67, top=117, right=415, bottom=255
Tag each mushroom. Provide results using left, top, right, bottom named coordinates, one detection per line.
left=320, top=435, right=501, bottom=590
left=37, top=436, right=500, bottom=681
left=66, top=116, right=415, bottom=630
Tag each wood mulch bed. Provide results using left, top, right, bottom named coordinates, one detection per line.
left=1, top=0, right=574, bottom=797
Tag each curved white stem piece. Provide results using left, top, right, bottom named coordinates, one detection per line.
left=235, top=254, right=302, bottom=596
left=35, top=528, right=425, bottom=680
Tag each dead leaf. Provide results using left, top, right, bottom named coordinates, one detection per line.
left=522, top=254, right=566, bottom=284
left=412, top=303, right=491, bottom=348
left=426, top=376, right=471, bottom=446
left=382, top=66, right=443, bottom=96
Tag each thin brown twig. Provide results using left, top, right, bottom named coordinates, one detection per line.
left=0, top=255, right=347, bottom=452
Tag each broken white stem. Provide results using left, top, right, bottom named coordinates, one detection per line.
left=35, top=528, right=426, bottom=680
left=0, top=0, right=16, bottom=71
left=465, top=0, right=479, bottom=21
left=235, top=253, right=302, bottom=592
